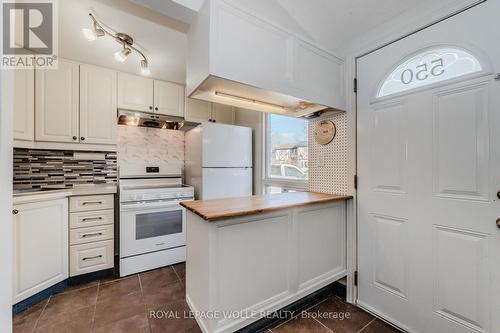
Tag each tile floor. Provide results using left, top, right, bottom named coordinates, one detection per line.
left=13, top=263, right=401, bottom=333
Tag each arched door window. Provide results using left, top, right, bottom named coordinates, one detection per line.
left=377, top=47, right=483, bottom=98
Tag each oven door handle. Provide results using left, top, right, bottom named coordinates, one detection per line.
left=120, top=199, right=190, bottom=211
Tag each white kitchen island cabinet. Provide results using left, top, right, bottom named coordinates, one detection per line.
left=181, top=192, right=352, bottom=333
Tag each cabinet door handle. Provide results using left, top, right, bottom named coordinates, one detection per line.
left=82, top=232, right=103, bottom=238
left=496, top=218, right=500, bottom=229
left=82, top=201, right=102, bottom=206
left=155, top=107, right=158, bottom=111
left=82, top=217, right=103, bottom=222
left=80, top=137, right=85, bottom=141
left=72, top=136, right=77, bottom=140
left=149, top=106, right=153, bottom=110
left=12, top=209, right=19, bottom=215
left=82, top=255, right=103, bottom=261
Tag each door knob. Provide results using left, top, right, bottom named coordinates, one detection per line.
left=497, top=218, right=500, bottom=229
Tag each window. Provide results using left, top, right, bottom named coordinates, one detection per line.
left=263, top=113, right=308, bottom=192
left=377, top=47, right=483, bottom=98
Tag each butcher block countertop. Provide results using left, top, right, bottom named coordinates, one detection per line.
left=180, top=191, right=353, bottom=222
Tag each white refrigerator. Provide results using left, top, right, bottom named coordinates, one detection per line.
left=185, top=122, right=253, bottom=200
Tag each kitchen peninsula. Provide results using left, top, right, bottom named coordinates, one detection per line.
left=180, top=192, right=353, bottom=333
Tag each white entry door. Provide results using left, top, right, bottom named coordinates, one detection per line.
left=357, top=2, right=500, bottom=333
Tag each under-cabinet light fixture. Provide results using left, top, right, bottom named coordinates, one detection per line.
left=214, top=91, right=286, bottom=111
left=82, top=13, right=150, bottom=75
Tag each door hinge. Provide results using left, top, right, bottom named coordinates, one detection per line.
left=354, top=175, right=358, bottom=189
left=354, top=271, right=358, bottom=286
left=353, top=78, right=358, bottom=93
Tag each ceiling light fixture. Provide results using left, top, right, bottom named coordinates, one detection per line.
left=83, top=13, right=151, bottom=75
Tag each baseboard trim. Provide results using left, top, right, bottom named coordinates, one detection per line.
left=236, top=281, right=346, bottom=333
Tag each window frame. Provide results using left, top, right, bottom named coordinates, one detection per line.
left=262, top=113, right=309, bottom=193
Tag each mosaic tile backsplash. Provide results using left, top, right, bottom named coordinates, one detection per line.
left=13, top=149, right=117, bottom=191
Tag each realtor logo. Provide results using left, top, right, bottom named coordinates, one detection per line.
left=2, top=0, right=58, bottom=69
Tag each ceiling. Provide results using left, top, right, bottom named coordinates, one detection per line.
left=59, top=0, right=190, bottom=83
left=59, top=0, right=471, bottom=84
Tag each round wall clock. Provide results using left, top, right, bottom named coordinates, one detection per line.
left=314, top=120, right=336, bottom=145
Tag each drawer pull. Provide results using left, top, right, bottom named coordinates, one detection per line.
left=82, top=232, right=103, bottom=238
left=82, top=201, right=103, bottom=206
left=82, top=255, right=103, bottom=261
left=82, top=217, right=103, bottom=222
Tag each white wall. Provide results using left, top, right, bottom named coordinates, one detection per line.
left=234, top=108, right=263, bottom=195
left=0, top=2, right=14, bottom=328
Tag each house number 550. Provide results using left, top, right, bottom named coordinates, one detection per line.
left=401, top=58, right=445, bottom=84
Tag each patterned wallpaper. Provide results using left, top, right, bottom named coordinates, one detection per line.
left=117, top=125, right=185, bottom=168
left=308, top=112, right=348, bottom=195
left=13, top=149, right=117, bottom=192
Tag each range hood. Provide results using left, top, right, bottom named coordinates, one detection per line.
left=187, top=0, right=346, bottom=118
left=190, top=77, right=331, bottom=118
left=117, top=110, right=199, bottom=131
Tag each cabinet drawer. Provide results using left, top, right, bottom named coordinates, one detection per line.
left=70, top=210, right=114, bottom=229
left=70, top=194, right=114, bottom=212
left=70, top=240, right=113, bottom=277
left=70, top=225, right=113, bottom=245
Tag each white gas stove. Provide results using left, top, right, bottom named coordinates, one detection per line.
left=119, top=164, right=194, bottom=277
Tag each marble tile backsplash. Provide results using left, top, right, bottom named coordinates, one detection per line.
left=13, top=149, right=117, bottom=191
left=117, top=125, right=185, bottom=168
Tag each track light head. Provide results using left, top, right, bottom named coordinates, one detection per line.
left=114, top=46, right=131, bottom=63
left=82, top=22, right=105, bottom=41
left=141, top=60, right=151, bottom=76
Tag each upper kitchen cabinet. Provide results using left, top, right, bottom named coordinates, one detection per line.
left=185, top=98, right=212, bottom=122
left=118, top=73, right=185, bottom=117
left=154, top=80, right=185, bottom=117
left=35, top=58, right=79, bottom=143
left=80, top=64, right=117, bottom=145
left=212, top=103, right=235, bottom=124
left=185, top=98, right=235, bottom=124
left=34, top=59, right=117, bottom=148
left=187, top=0, right=345, bottom=117
left=13, top=63, right=35, bottom=141
left=117, top=72, right=153, bottom=112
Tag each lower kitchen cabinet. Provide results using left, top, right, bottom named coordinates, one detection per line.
left=69, top=195, right=115, bottom=277
left=12, top=198, right=68, bottom=304
left=70, top=240, right=114, bottom=277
